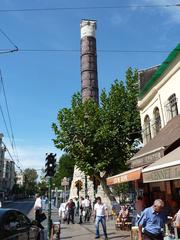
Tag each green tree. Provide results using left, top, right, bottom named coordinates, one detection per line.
left=52, top=68, right=141, bottom=201
left=53, top=154, right=75, bottom=188
left=112, top=183, right=129, bottom=204
left=23, top=168, right=38, bottom=195
left=37, top=168, right=48, bottom=195
left=125, top=68, right=141, bottom=153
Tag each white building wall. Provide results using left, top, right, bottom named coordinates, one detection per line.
left=16, top=174, right=24, bottom=186
left=139, top=54, right=180, bottom=144
left=159, top=68, right=180, bottom=125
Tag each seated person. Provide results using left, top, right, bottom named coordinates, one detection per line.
left=119, top=206, right=129, bottom=223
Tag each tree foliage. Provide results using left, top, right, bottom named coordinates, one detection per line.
left=52, top=68, right=141, bottom=201
left=53, top=154, right=75, bottom=188
left=23, top=168, right=38, bottom=195
left=36, top=168, right=48, bottom=195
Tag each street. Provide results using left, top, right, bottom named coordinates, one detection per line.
left=3, top=198, right=34, bottom=216
left=3, top=199, right=131, bottom=239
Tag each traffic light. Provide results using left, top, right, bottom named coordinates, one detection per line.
left=45, top=153, right=56, bottom=177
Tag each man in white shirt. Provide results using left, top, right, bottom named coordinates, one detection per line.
left=34, top=194, right=44, bottom=229
left=83, top=195, right=92, bottom=222
left=94, top=197, right=108, bottom=239
left=34, top=194, right=42, bottom=211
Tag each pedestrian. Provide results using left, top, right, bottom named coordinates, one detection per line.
left=74, top=197, right=79, bottom=216
left=66, top=199, right=75, bottom=224
left=34, top=193, right=44, bottom=229
left=138, top=199, right=167, bottom=240
left=45, top=195, right=48, bottom=211
left=41, top=196, right=46, bottom=211
left=94, top=196, right=108, bottom=240
left=83, top=195, right=92, bottom=222
left=173, top=208, right=180, bottom=238
left=79, top=197, right=84, bottom=224
left=59, top=202, right=67, bottom=223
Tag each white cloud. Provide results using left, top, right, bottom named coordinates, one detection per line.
left=144, top=0, right=180, bottom=23
left=3, top=139, right=63, bottom=171
left=110, top=12, right=123, bottom=26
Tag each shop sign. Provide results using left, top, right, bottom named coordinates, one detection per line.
left=107, top=168, right=142, bottom=186
left=130, top=151, right=162, bottom=168
left=61, top=177, right=69, bottom=186
left=113, top=175, right=128, bottom=184
left=143, top=165, right=180, bottom=183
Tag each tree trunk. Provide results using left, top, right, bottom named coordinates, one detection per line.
left=96, top=175, right=116, bottom=202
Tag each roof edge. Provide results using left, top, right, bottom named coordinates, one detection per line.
left=139, top=43, right=180, bottom=98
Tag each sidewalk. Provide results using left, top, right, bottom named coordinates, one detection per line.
left=28, top=207, right=131, bottom=239
left=60, top=220, right=131, bottom=240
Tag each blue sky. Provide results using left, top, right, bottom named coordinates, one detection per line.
left=0, top=0, right=179, bottom=172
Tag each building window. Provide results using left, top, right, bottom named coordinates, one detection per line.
left=144, top=115, right=151, bottom=143
left=153, top=107, right=161, bottom=135
left=165, top=93, right=178, bottom=121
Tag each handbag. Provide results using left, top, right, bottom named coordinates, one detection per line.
left=38, top=212, right=47, bottom=223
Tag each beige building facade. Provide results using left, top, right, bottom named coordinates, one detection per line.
left=107, top=43, right=180, bottom=206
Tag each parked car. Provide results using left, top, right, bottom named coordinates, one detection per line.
left=0, top=208, right=41, bottom=240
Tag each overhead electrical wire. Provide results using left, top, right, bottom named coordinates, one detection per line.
left=0, top=104, right=13, bottom=149
left=0, top=27, right=18, bottom=54
left=13, top=48, right=170, bottom=54
left=2, top=141, right=22, bottom=172
left=0, top=70, right=22, bottom=170
left=0, top=70, right=20, bottom=163
left=0, top=77, right=14, bottom=150
left=0, top=4, right=179, bottom=13
left=0, top=26, right=173, bottom=55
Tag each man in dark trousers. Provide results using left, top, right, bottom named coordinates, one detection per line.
left=138, top=199, right=167, bottom=240
left=34, top=194, right=44, bottom=229
left=66, top=199, right=75, bottom=224
left=83, top=195, right=92, bottom=222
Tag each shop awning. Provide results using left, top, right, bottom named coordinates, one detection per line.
left=128, top=115, right=180, bottom=169
left=142, top=147, right=180, bottom=183
left=106, top=167, right=143, bottom=186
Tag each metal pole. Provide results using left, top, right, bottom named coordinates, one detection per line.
left=48, top=177, right=52, bottom=240
left=85, top=175, right=88, bottom=197
left=55, top=187, right=58, bottom=208
left=64, top=185, right=66, bottom=202
left=93, top=176, right=97, bottom=204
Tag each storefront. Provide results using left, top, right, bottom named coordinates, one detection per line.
left=142, top=146, right=180, bottom=210
left=106, top=167, right=146, bottom=201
